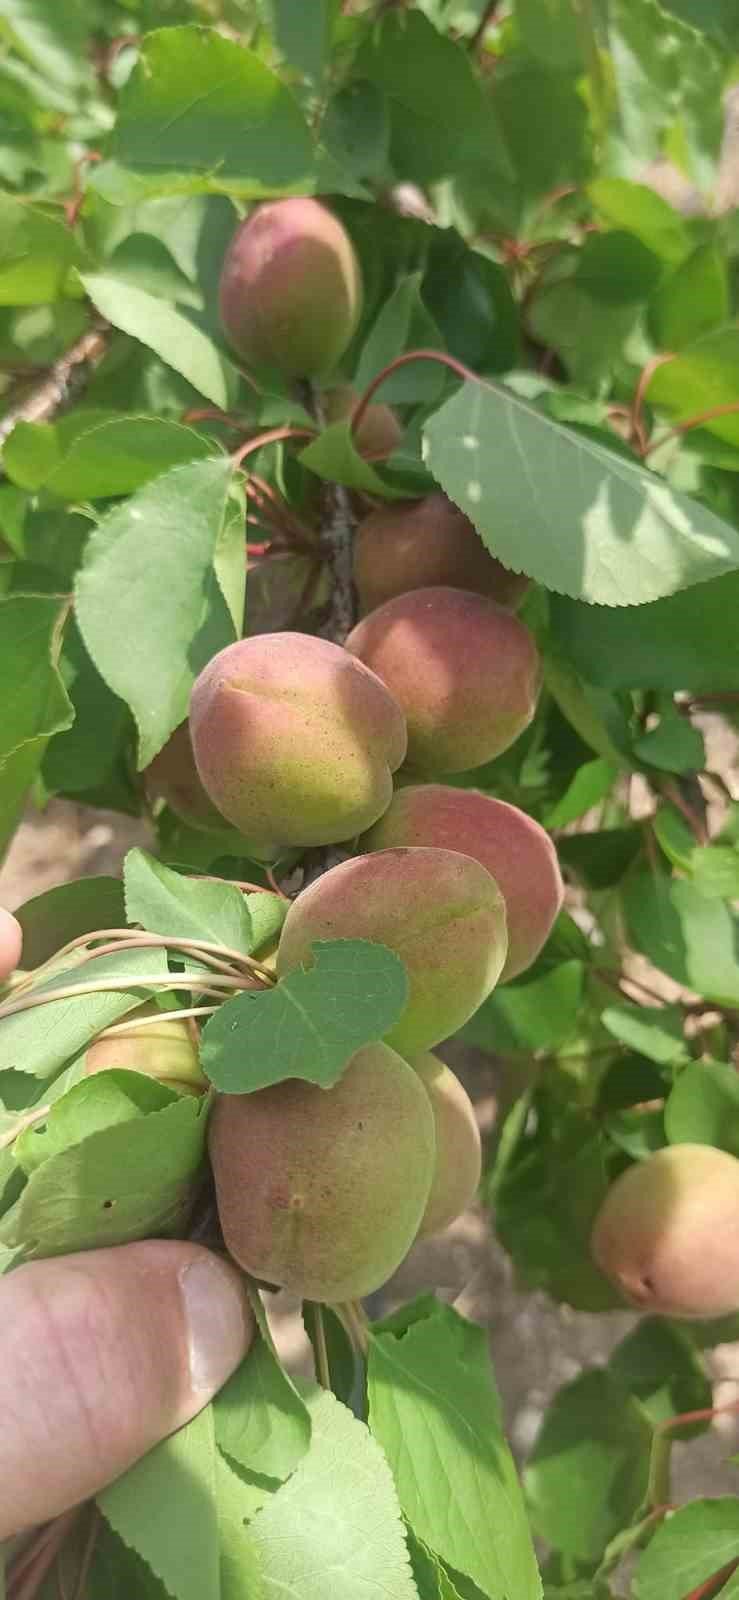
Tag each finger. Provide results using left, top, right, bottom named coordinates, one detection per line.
left=0, top=906, right=22, bottom=983
left=0, top=1240, right=253, bottom=1540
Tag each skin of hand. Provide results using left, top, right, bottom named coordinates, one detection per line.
left=0, top=906, right=253, bottom=1542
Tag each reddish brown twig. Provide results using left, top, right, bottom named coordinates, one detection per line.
left=0, top=319, right=110, bottom=446
left=232, top=426, right=316, bottom=469
left=351, top=349, right=481, bottom=441
left=681, top=1559, right=739, bottom=1600
left=643, top=401, right=739, bottom=460
left=630, top=352, right=676, bottom=451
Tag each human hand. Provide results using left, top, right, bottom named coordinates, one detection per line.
left=0, top=906, right=252, bottom=1542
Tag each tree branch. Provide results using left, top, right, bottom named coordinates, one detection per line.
left=0, top=316, right=110, bottom=448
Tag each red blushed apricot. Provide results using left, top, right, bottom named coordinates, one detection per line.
left=323, top=385, right=402, bottom=460
left=189, top=632, right=407, bottom=858
left=145, top=721, right=226, bottom=832
left=209, top=1043, right=435, bottom=1303
left=362, top=785, right=563, bottom=980
left=591, top=1144, right=739, bottom=1319
left=345, top=586, right=541, bottom=775
left=410, top=1052, right=482, bottom=1236
left=353, top=493, right=529, bottom=614
left=276, top=846, right=508, bottom=1055
left=219, top=199, right=363, bottom=378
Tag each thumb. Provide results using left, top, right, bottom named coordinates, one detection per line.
left=0, top=906, right=22, bottom=983
left=0, top=1240, right=253, bottom=1540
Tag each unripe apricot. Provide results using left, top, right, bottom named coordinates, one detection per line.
left=86, top=1003, right=206, bottom=1096
left=145, top=721, right=226, bottom=832
left=363, top=786, right=563, bottom=981
left=410, top=1052, right=482, bottom=1236
left=353, top=494, right=529, bottom=615
left=323, top=385, right=402, bottom=460
left=189, top=632, right=407, bottom=857
left=591, top=1144, right=739, bottom=1319
left=277, top=847, right=507, bottom=1055
left=345, top=586, right=540, bottom=774
left=209, top=1042, right=435, bottom=1302
left=219, top=199, right=363, bottom=378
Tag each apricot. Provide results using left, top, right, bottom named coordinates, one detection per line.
left=145, top=721, right=226, bottom=831
left=276, top=846, right=507, bottom=1055
left=323, top=385, right=402, bottom=460
left=189, top=632, right=407, bottom=856
left=209, top=1042, right=435, bottom=1302
left=410, top=1052, right=482, bottom=1236
left=219, top=198, right=363, bottom=378
left=345, top=586, right=540, bottom=774
left=353, top=493, right=529, bottom=614
left=363, top=785, right=563, bottom=981
left=591, top=1143, right=739, bottom=1319
left=86, top=1003, right=206, bottom=1096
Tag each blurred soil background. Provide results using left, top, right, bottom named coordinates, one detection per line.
left=2, top=706, right=738, bottom=1503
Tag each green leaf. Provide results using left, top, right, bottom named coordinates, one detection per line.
left=358, top=11, right=512, bottom=189
left=495, top=1121, right=617, bottom=1310
left=601, top=1003, right=687, bottom=1066
left=369, top=1304, right=540, bottom=1600
left=461, top=962, right=584, bottom=1056
left=14, top=876, right=125, bottom=967
left=99, top=1404, right=220, bottom=1600
left=528, top=280, right=640, bottom=392
left=0, top=192, right=89, bottom=304
left=575, top=231, right=663, bottom=305
left=0, top=593, right=72, bottom=768
left=0, top=945, right=169, bottom=1081
left=216, top=1448, right=267, bottom=1599
left=632, top=705, right=705, bottom=773
left=650, top=243, right=729, bottom=349
left=634, top=1498, right=739, bottom=1600
left=0, top=0, right=92, bottom=91
left=0, top=740, right=45, bottom=861
left=43, top=621, right=132, bottom=799
left=354, top=274, right=446, bottom=405
left=0, top=1090, right=207, bottom=1257
left=665, top=1059, right=739, bottom=1156
left=648, top=328, right=739, bottom=448
left=524, top=1370, right=652, bottom=1563
left=81, top=276, right=236, bottom=410
left=543, top=759, right=617, bottom=829
left=85, top=1523, right=170, bottom=1600
left=250, top=1383, right=419, bottom=1600
left=263, top=0, right=331, bottom=86
left=607, top=0, right=723, bottom=189
left=3, top=413, right=212, bottom=500
left=550, top=573, right=739, bottom=691
left=588, top=179, right=691, bottom=263
left=124, top=849, right=253, bottom=955
left=320, top=80, right=390, bottom=184
left=244, top=893, right=287, bottom=956
left=74, top=456, right=237, bottom=767
left=422, top=232, right=519, bottom=375
left=624, top=870, right=739, bottom=1007
left=422, top=379, right=739, bottom=605
left=13, top=1069, right=175, bottom=1176
left=201, top=940, right=408, bottom=1093
left=514, top=0, right=581, bottom=69
left=303, top=1303, right=357, bottom=1408
left=493, top=61, right=588, bottom=224
left=104, top=26, right=314, bottom=201
left=609, top=1318, right=711, bottom=1435
left=215, top=1325, right=311, bottom=1483
left=299, top=420, right=407, bottom=497
left=557, top=827, right=642, bottom=890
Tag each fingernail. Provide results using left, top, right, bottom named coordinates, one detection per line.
left=179, top=1256, right=252, bottom=1394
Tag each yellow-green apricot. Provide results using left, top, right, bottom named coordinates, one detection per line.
left=209, top=1042, right=435, bottom=1302
left=276, top=846, right=507, bottom=1055
left=219, top=198, right=363, bottom=378
left=363, top=785, right=563, bottom=981
left=345, top=586, right=540, bottom=774
left=323, top=384, right=402, bottom=460
left=353, top=493, right=529, bottom=615
left=591, top=1143, right=739, bottom=1319
left=410, top=1052, right=482, bottom=1236
left=86, top=1003, right=206, bottom=1096
left=145, top=721, right=226, bottom=832
left=188, top=632, right=407, bottom=857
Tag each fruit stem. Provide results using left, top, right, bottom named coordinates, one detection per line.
left=97, top=1005, right=218, bottom=1037
left=0, top=1102, right=51, bottom=1154
left=337, top=1299, right=369, bottom=1357
left=312, top=1303, right=331, bottom=1389
left=0, top=972, right=250, bottom=1023
left=646, top=1427, right=672, bottom=1510
left=231, top=426, right=316, bottom=469
left=8, top=928, right=275, bottom=1000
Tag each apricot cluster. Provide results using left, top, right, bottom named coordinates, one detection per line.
left=185, top=199, right=564, bottom=1304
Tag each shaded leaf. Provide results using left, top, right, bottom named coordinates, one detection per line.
left=124, top=849, right=253, bottom=955
left=81, top=276, right=236, bottom=411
